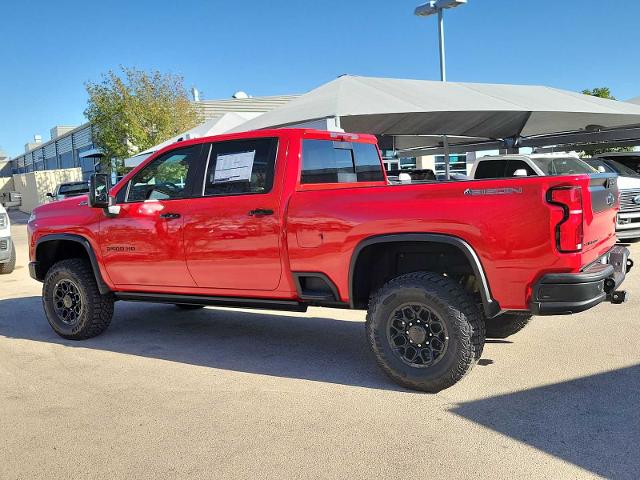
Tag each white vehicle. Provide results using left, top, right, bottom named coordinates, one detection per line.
left=584, top=156, right=640, bottom=240
left=0, top=203, right=15, bottom=274
left=470, top=152, right=640, bottom=240
left=470, top=153, right=596, bottom=179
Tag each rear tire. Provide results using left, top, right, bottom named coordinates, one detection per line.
left=485, top=312, right=532, bottom=339
left=0, top=240, right=16, bottom=274
left=366, top=271, right=485, bottom=393
left=43, top=258, right=114, bottom=340
left=175, top=304, right=205, bottom=310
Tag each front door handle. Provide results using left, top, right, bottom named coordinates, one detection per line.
left=248, top=208, right=274, bottom=217
left=160, top=213, right=181, bottom=219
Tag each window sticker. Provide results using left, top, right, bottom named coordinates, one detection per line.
left=213, top=150, right=256, bottom=183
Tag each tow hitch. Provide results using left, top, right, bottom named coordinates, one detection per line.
left=610, top=290, right=628, bottom=304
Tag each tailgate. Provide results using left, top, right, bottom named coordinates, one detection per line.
left=583, top=173, right=619, bottom=254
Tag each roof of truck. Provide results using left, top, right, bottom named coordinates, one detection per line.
left=476, top=152, right=580, bottom=161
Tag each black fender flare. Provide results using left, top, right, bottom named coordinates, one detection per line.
left=348, top=233, right=501, bottom=318
left=35, top=233, right=111, bottom=294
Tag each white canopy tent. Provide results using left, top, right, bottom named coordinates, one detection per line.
left=123, top=112, right=263, bottom=168
left=231, top=76, right=640, bottom=164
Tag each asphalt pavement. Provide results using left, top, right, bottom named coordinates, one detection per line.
left=1, top=210, right=639, bottom=479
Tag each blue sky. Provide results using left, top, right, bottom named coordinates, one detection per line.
left=1, top=0, right=638, bottom=157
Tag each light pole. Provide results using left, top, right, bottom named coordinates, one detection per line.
left=414, top=0, right=466, bottom=82
left=415, top=0, right=467, bottom=178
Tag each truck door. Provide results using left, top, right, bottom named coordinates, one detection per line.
left=99, top=144, right=204, bottom=287
left=182, top=137, right=283, bottom=291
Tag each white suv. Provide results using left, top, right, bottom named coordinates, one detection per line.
left=0, top=204, right=15, bottom=274
left=470, top=153, right=596, bottom=179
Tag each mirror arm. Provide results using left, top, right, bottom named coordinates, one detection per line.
left=103, top=196, right=121, bottom=217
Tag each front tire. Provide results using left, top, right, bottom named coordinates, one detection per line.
left=0, top=240, right=16, bottom=274
left=366, top=271, right=485, bottom=393
left=43, top=258, right=114, bottom=340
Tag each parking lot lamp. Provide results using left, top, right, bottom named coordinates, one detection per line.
left=414, top=0, right=467, bottom=82
left=414, top=0, right=467, bottom=179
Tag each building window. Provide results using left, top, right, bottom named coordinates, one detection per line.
left=434, top=154, right=467, bottom=179
left=59, top=151, right=74, bottom=169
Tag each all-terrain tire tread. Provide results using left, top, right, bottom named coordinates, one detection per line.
left=43, top=258, right=114, bottom=340
left=366, top=271, right=485, bottom=392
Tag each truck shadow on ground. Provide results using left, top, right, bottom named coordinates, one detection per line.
left=2, top=296, right=638, bottom=476
left=0, top=296, right=405, bottom=391
left=450, top=364, right=640, bottom=479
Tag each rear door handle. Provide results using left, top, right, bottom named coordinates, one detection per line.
left=248, top=208, right=274, bottom=217
left=160, top=213, right=181, bottom=219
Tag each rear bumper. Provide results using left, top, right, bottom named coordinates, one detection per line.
left=530, top=245, right=633, bottom=315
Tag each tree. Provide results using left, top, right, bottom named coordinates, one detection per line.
left=85, top=67, right=201, bottom=173
left=580, top=87, right=634, bottom=156
left=581, top=87, right=615, bottom=100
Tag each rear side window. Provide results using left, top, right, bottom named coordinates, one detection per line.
left=203, top=138, right=278, bottom=196
left=474, top=160, right=507, bottom=179
left=301, top=140, right=384, bottom=184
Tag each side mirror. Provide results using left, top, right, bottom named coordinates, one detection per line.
left=89, top=173, right=110, bottom=208
left=46, top=192, right=53, bottom=198
left=513, top=169, right=529, bottom=177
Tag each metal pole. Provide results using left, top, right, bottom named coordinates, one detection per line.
left=437, top=8, right=451, bottom=179
left=442, top=134, right=451, bottom=180
left=437, top=8, right=446, bottom=82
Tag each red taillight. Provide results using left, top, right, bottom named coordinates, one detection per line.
left=548, top=186, right=584, bottom=253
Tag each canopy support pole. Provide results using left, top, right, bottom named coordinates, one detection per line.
left=442, top=134, right=451, bottom=180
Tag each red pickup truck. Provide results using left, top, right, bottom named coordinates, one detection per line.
left=28, top=128, right=633, bottom=392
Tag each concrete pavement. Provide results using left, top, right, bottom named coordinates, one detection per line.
left=1, top=211, right=639, bottom=479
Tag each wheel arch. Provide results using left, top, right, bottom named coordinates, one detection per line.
left=348, top=233, right=500, bottom=317
left=34, top=234, right=111, bottom=294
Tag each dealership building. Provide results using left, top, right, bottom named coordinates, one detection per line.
left=7, top=94, right=298, bottom=180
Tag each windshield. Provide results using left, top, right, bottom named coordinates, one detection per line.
left=531, top=157, right=597, bottom=175
left=586, top=159, right=616, bottom=173
left=603, top=159, right=640, bottom=177
left=58, top=183, right=89, bottom=195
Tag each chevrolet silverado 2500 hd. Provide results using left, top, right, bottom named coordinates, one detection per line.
left=28, top=129, right=633, bottom=392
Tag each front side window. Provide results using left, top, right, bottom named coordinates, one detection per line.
left=301, top=140, right=384, bottom=184
left=127, top=145, right=201, bottom=202
left=203, top=138, right=278, bottom=196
